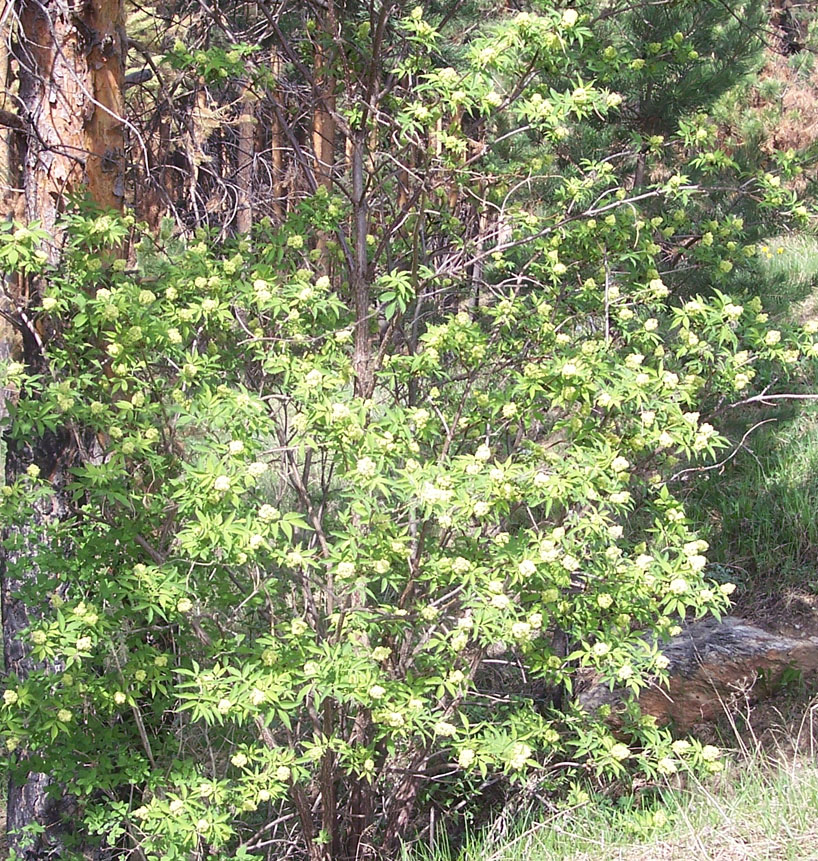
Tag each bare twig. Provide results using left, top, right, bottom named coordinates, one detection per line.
left=670, top=419, right=777, bottom=482
left=731, top=390, right=818, bottom=407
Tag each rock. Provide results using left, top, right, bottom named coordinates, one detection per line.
left=578, top=617, right=818, bottom=729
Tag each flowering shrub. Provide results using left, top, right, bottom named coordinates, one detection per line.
left=1, top=6, right=816, bottom=860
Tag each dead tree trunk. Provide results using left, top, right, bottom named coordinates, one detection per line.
left=270, top=51, right=285, bottom=222
left=235, top=81, right=255, bottom=233
left=1, top=0, right=125, bottom=854
left=312, top=0, right=336, bottom=271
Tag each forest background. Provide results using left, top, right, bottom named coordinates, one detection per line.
left=0, top=0, right=817, bottom=859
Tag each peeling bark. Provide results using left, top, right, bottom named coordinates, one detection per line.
left=15, top=0, right=125, bottom=230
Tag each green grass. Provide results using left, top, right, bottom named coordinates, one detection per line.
left=689, top=402, right=818, bottom=588
left=685, top=232, right=818, bottom=593
left=758, top=234, right=818, bottom=316
left=725, top=233, right=818, bottom=317
left=402, top=726, right=818, bottom=860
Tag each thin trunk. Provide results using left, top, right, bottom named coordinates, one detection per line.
left=271, top=52, right=284, bottom=222
left=312, top=2, right=336, bottom=271
left=312, top=77, right=335, bottom=192
left=140, top=110, right=172, bottom=231
left=0, top=0, right=22, bottom=222
left=320, top=699, right=339, bottom=858
left=345, top=708, right=375, bottom=860
left=235, top=82, right=255, bottom=233
left=351, top=132, right=372, bottom=398
left=2, top=0, right=125, bottom=853
left=187, top=79, right=209, bottom=225
left=633, top=150, right=646, bottom=190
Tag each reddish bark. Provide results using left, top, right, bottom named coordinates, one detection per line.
left=1, top=0, right=125, bottom=854
left=16, top=0, right=125, bottom=233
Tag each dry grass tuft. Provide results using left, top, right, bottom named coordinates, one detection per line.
left=759, top=54, right=818, bottom=156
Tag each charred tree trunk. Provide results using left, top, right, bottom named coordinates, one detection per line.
left=2, top=424, right=75, bottom=859
left=1, top=0, right=125, bottom=854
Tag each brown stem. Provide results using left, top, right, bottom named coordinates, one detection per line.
left=351, top=132, right=373, bottom=398
left=320, top=698, right=339, bottom=857
left=235, top=81, right=256, bottom=233
left=271, top=52, right=285, bottom=221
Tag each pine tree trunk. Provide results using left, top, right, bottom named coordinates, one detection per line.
left=0, top=0, right=23, bottom=223
left=16, top=0, right=125, bottom=229
left=1, top=0, right=125, bottom=854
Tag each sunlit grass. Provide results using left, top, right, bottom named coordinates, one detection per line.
left=687, top=232, right=818, bottom=591
left=754, top=233, right=818, bottom=315
left=690, top=402, right=818, bottom=586
left=402, top=715, right=818, bottom=859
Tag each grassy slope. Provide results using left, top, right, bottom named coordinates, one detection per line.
left=688, top=233, right=818, bottom=601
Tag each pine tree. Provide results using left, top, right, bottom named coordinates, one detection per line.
left=0, top=0, right=126, bottom=853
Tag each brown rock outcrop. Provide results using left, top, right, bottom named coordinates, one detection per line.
left=578, top=617, right=818, bottom=729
